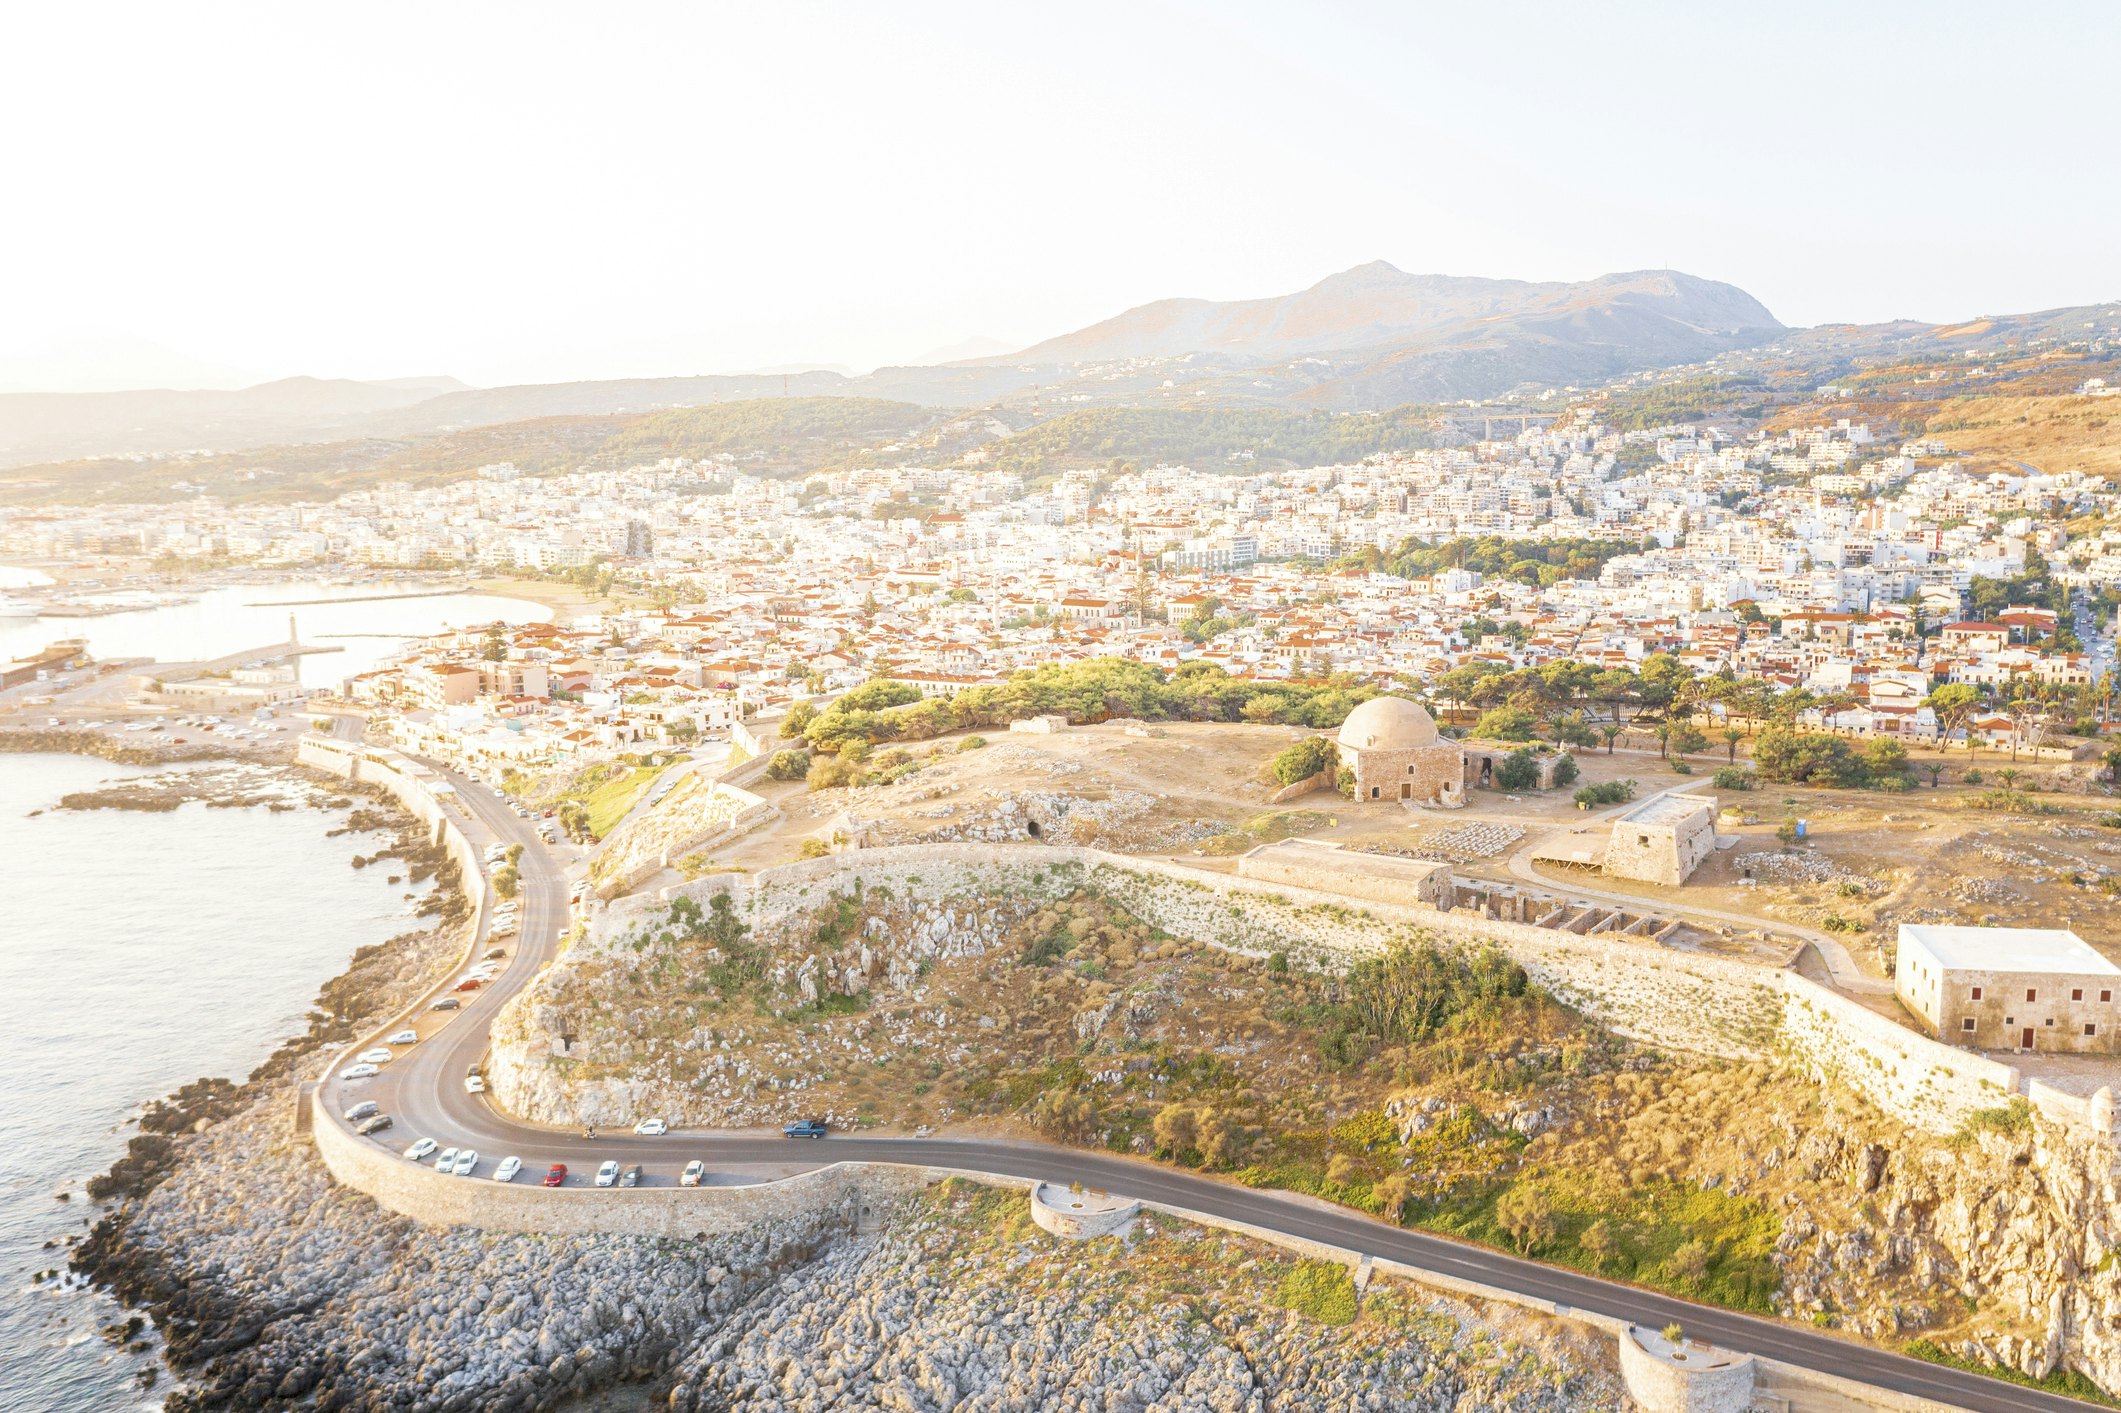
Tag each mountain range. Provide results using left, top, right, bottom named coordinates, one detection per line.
left=0, top=263, right=2110, bottom=471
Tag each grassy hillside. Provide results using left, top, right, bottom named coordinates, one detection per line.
left=982, top=404, right=1441, bottom=476
left=0, top=397, right=944, bottom=506
left=591, top=397, right=939, bottom=469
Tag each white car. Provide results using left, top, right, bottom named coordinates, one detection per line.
left=594, top=1160, right=621, bottom=1188
left=356, top=1048, right=394, bottom=1064
left=451, top=1149, right=479, bottom=1177
left=464, top=1075, right=487, bottom=1094
left=493, top=1156, right=522, bottom=1183
left=386, top=1029, right=418, bottom=1046
left=403, top=1138, right=438, bottom=1161
left=680, top=1160, right=705, bottom=1187
left=633, top=1118, right=668, bottom=1136
left=433, top=1147, right=460, bottom=1172
left=340, top=1064, right=380, bottom=1080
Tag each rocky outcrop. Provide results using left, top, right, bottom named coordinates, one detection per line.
left=1774, top=1105, right=2121, bottom=1392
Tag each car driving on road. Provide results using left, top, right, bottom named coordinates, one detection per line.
left=594, top=1160, right=621, bottom=1188
left=782, top=1119, right=829, bottom=1139
left=464, top=1075, right=486, bottom=1094
left=493, top=1156, right=522, bottom=1183
left=633, top=1118, right=668, bottom=1136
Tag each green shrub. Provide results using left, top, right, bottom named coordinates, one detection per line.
left=1711, top=766, right=1752, bottom=790
left=1275, top=1259, right=1358, bottom=1325
left=1494, top=748, right=1542, bottom=791
left=1271, top=735, right=1339, bottom=786
left=766, top=748, right=811, bottom=780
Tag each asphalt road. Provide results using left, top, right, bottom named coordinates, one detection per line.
left=319, top=756, right=2097, bottom=1412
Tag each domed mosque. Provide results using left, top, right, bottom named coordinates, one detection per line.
left=1335, top=696, right=1468, bottom=807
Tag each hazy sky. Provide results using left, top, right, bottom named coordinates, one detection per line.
left=3, top=2, right=2116, bottom=390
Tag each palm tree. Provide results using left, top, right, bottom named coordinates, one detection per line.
left=1722, top=726, right=1744, bottom=763
left=1600, top=723, right=1624, bottom=755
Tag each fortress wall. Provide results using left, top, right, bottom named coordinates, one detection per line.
left=1777, top=976, right=2019, bottom=1135
left=581, top=841, right=2036, bottom=1138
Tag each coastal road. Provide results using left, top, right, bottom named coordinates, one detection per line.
left=322, top=767, right=2097, bottom=1412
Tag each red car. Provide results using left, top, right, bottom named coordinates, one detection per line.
left=454, top=979, right=482, bottom=992
left=543, top=1163, right=567, bottom=1187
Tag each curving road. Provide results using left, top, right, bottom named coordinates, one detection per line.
left=318, top=753, right=2096, bottom=1412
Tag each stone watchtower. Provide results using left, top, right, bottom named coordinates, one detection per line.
left=1335, top=696, right=1466, bottom=807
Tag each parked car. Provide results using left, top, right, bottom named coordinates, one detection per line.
left=342, top=1101, right=379, bottom=1122
left=429, top=997, right=461, bottom=1011
left=356, top=1114, right=394, bottom=1136
left=484, top=948, right=508, bottom=960
left=433, top=1147, right=460, bottom=1172
left=451, top=1149, right=478, bottom=1177
left=356, top=1048, right=394, bottom=1064
left=340, top=1064, right=380, bottom=1080
left=633, top=1118, right=668, bottom=1136
left=386, top=1029, right=418, bottom=1045
left=594, top=1160, right=621, bottom=1188
left=619, top=1165, right=641, bottom=1188
left=464, top=1075, right=487, bottom=1094
left=782, top=1120, right=829, bottom=1139
left=543, top=1163, right=567, bottom=1187
left=680, top=1160, right=705, bottom=1187
left=493, top=1156, right=522, bottom=1183
left=453, top=980, right=481, bottom=992
left=404, top=1138, right=439, bottom=1161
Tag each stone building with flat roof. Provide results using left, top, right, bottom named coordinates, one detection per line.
left=1602, top=794, right=1718, bottom=887
left=1896, top=924, right=2121, bottom=1055
left=1237, top=838, right=1453, bottom=910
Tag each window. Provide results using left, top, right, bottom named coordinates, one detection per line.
left=1970, top=986, right=1983, bottom=1001
left=2104, top=990, right=2113, bottom=1004
left=2027, top=989, right=2038, bottom=1003
left=1963, top=1018, right=1977, bottom=1032
left=2075, top=989, right=2085, bottom=1002
left=2007, top=1016, right=2016, bottom=1026
left=2087, top=1024, right=2099, bottom=1038
left=1638, top=834, right=1651, bottom=847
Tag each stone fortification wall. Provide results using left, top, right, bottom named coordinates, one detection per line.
left=298, top=734, right=488, bottom=916
left=1778, top=978, right=2019, bottom=1134
left=577, top=841, right=2066, bottom=1139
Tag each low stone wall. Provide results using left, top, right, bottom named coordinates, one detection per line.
left=299, top=734, right=488, bottom=916
left=1265, top=768, right=1333, bottom=805
left=314, top=1093, right=936, bottom=1237
left=1029, top=1182, right=1140, bottom=1240
left=1617, top=1325, right=1756, bottom=1413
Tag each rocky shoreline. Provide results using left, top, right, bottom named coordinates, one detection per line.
left=30, top=736, right=1630, bottom=1411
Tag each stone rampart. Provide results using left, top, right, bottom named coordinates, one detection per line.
left=1777, top=979, right=2019, bottom=1134
left=587, top=841, right=2057, bottom=1138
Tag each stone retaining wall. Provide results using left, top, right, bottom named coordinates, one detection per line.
left=314, top=1093, right=942, bottom=1237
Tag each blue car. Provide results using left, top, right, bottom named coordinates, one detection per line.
left=782, top=1120, right=828, bottom=1139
